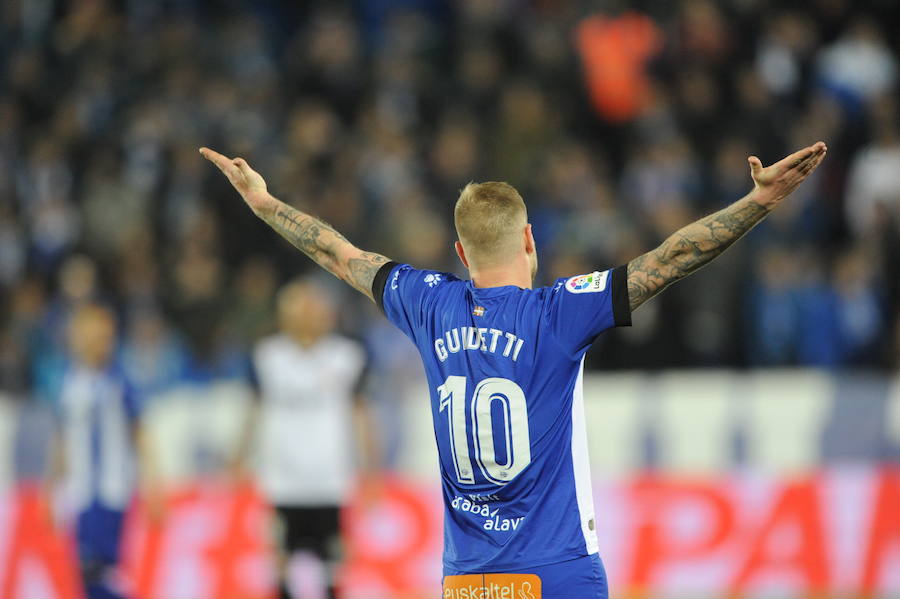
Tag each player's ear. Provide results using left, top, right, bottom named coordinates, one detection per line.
left=524, top=224, right=536, bottom=254
left=455, top=241, right=470, bottom=269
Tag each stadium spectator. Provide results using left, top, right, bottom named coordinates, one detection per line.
left=815, top=16, right=897, bottom=113
left=844, top=101, right=900, bottom=239
left=831, top=246, right=886, bottom=365
left=118, top=307, right=187, bottom=398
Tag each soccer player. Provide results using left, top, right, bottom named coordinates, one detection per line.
left=49, top=303, right=160, bottom=599
left=238, top=278, right=378, bottom=599
left=200, top=140, right=826, bottom=598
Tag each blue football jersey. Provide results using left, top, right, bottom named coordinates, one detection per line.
left=374, top=263, right=631, bottom=572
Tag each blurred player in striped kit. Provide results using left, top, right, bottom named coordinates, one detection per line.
left=49, top=303, right=159, bottom=599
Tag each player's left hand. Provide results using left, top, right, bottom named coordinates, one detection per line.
left=199, top=147, right=274, bottom=217
left=748, top=141, right=827, bottom=207
left=357, top=472, right=386, bottom=509
left=139, top=480, right=168, bottom=524
left=227, top=454, right=252, bottom=483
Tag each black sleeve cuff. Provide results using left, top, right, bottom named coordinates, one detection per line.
left=372, top=261, right=400, bottom=314
left=611, top=265, right=632, bottom=327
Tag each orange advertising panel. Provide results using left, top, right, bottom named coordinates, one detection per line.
left=442, top=573, right=541, bottom=599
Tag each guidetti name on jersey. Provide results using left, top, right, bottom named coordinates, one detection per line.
left=451, top=495, right=525, bottom=532
left=434, top=327, right=526, bottom=362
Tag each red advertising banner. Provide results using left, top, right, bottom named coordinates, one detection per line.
left=119, top=480, right=276, bottom=599
left=338, top=475, right=443, bottom=598
left=0, top=467, right=898, bottom=598
left=594, top=466, right=900, bottom=598
left=0, top=483, right=83, bottom=599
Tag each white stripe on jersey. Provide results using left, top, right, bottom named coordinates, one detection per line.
left=61, top=368, right=135, bottom=512
left=571, top=357, right=599, bottom=554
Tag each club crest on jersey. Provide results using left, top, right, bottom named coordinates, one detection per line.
left=472, top=306, right=485, bottom=317
left=424, top=273, right=442, bottom=287
left=566, top=270, right=609, bottom=294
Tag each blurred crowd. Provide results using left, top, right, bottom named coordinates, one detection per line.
left=2, top=0, right=900, bottom=408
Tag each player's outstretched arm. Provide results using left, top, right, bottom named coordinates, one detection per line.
left=200, top=148, right=390, bottom=301
left=627, top=141, right=827, bottom=311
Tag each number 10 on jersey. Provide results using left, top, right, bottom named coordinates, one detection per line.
left=437, top=376, right=532, bottom=485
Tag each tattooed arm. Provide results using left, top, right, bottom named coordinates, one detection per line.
left=200, top=148, right=389, bottom=300
left=261, top=203, right=389, bottom=299
left=627, top=142, right=828, bottom=311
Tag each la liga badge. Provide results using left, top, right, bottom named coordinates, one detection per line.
left=566, top=270, right=609, bottom=294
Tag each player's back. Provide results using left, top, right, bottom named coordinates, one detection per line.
left=375, top=263, right=631, bottom=572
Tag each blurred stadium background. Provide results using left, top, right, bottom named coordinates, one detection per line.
left=1, top=0, right=899, bottom=598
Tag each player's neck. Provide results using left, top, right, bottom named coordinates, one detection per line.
left=470, top=266, right=533, bottom=290
left=286, top=331, right=325, bottom=348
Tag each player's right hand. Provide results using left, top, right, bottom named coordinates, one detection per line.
left=199, top=147, right=273, bottom=216
left=747, top=141, right=827, bottom=207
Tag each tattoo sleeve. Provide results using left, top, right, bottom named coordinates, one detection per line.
left=627, top=195, right=769, bottom=311
left=260, top=200, right=389, bottom=300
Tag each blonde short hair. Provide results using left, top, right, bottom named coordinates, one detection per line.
left=454, top=182, right=527, bottom=265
